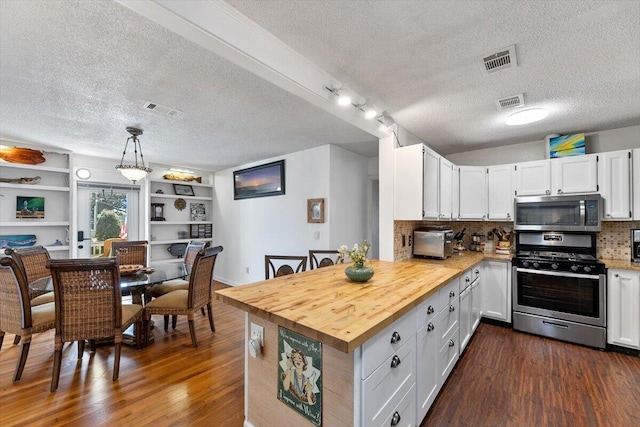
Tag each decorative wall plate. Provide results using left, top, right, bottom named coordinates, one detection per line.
left=174, top=198, right=187, bottom=211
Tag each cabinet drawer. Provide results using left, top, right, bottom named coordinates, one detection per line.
left=442, top=276, right=460, bottom=305
left=438, top=326, right=459, bottom=382
left=362, top=309, right=416, bottom=379
left=377, top=384, right=416, bottom=427
left=460, top=269, right=473, bottom=292
left=416, top=291, right=441, bottom=328
left=472, top=265, right=481, bottom=283
left=436, top=298, right=459, bottom=348
left=363, top=338, right=416, bottom=426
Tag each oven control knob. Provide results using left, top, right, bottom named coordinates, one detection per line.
left=551, top=263, right=559, bottom=270
left=522, top=261, right=530, bottom=268
left=571, top=265, right=579, bottom=272
left=583, top=266, right=592, bottom=273
left=532, top=262, right=540, bottom=269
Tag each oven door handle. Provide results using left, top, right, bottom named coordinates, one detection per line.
left=515, top=268, right=600, bottom=280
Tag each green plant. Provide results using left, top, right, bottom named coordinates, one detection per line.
left=95, top=209, right=122, bottom=241
left=338, top=240, right=371, bottom=266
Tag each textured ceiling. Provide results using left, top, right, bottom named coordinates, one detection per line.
left=228, top=0, right=640, bottom=154
left=1, top=1, right=639, bottom=172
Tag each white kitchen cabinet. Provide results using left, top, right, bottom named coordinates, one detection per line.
left=482, top=260, right=511, bottom=323
left=514, top=160, right=551, bottom=196
left=551, top=154, right=598, bottom=195
left=460, top=265, right=482, bottom=353
left=599, top=150, right=632, bottom=220
left=0, top=148, right=72, bottom=258
left=607, top=269, right=640, bottom=350
left=458, top=166, right=487, bottom=220
left=416, top=293, right=441, bottom=422
left=423, top=146, right=440, bottom=219
left=487, top=164, right=514, bottom=220
left=634, top=149, right=640, bottom=221
left=147, top=166, right=214, bottom=264
left=438, top=157, right=453, bottom=220
left=471, top=266, right=482, bottom=332
left=459, top=280, right=472, bottom=352
left=452, top=165, right=460, bottom=220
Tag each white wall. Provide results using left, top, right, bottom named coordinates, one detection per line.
left=446, top=125, right=640, bottom=166
left=213, top=144, right=370, bottom=286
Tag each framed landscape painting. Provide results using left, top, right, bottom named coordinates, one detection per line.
left=234, top=160, right=285, bottom=200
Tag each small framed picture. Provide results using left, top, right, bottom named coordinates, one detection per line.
left=16, top=196, right=45, bottom=219
left=190, top=202, right=206, bottom=221
left=173, top=184, right=195, bottom=196
left=307, top=198, right=325, bottom=223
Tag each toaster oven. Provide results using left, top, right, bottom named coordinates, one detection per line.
left=413, top=228, right=454, bottom=259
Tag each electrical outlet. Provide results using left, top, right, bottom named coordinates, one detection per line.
left=402, top=234, right=406, bottom=247
left=246, top=266, right=250, bottom=274
left=251, top=323, right=264, bottom=347
left=314, top=231, right=320, bottom=240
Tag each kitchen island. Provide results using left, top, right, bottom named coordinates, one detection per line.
left=215, top=256, right=486, bottom=427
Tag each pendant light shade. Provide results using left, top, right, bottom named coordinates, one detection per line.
left=115, top=127, right=152, bottom=183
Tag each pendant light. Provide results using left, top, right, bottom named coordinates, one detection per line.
left=115, top=127, right=152, bottom=183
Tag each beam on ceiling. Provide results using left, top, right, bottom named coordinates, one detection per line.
left=116, top=0, right=390, bottom=138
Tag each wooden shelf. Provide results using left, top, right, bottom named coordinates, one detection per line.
left=0, top=183, right=70, bottom=192
left=0, top=221, right=70, bottom=227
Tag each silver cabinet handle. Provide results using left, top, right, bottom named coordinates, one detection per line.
left=557, top=189, right=563, bottom=194
left=427, top=322, right=435, bottom=332
left=390, top=331, right=401, bottom=344
left=448, top=339, right=455, bottom=347
left=474, top=269, right=480, bottom=274
left=390, top=355, right=401, bottom=368
left=427, top=305, right=434, bottom=315
left=449, top=290, right=456, bottom=297
left=545, top=190, right=551, bottom=195
left=614, top=273, right=619, bottom=277
left=390, top=411, right=401, bottom=426
left=465, top=277, right=470, bottom=283
left=449, top=305, right=455, bottom=312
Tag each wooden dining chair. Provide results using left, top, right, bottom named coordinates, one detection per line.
left=4, top=246, right=54, bottom=306
left=308, top=250, right=342, bottom=270
left=147, top=241, right=210, bottom=331
left=144, top=246, right=223, bottom=348
left=265, top=255, right=307, bottom=279
left=46, top=258, right=143, bottom=391
left=111, top=240, right=148, bottom=266
left=100, top=237, right=127, bottom=257
left=0, top=257, right=55, bottom=382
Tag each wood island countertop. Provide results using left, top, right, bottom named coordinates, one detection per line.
left=215, top=257, right=486, bottom=353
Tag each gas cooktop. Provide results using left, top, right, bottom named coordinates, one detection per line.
left=515, top=251, right=598, bottom=262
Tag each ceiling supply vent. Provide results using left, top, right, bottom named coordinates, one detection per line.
left=496, top=93, right=524, bottom=110
left=481, top=45, right=517, bottom=75
left=142, top=101, right=182, bottom=117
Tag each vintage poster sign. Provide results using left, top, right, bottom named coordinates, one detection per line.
left=277, top=327, right=322, bottom=426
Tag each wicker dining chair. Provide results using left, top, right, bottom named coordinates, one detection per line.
left=46, top=258, right=143, bottom=392
left=264, top=255, right=307, bottom=279
left=147, top=241, right=211, bottom=331
left=308, top=250, right=342, bottom=270
left=0, top=257, right=55, bottom=382
left=4, top=246, right=54, bottom=306
left=111, top=240, right=148, bottom=266
left=100, top=237, right=127, bottom=257
left=144, top=246, right=222, bottom=348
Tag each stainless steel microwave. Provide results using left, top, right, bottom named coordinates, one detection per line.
left=514, top=194, right=602, bottom=232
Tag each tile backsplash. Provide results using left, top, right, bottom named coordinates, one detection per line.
left=395, top=220, right=640, bottom=261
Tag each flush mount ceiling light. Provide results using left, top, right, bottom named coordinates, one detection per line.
left=115, top=127, right=152, bottom=183
left=75, top=168, right=91, bottom=180
left=505, top=108, right=549, bottom=126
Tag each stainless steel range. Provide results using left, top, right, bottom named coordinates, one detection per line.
left=512, top=232, right=606, bottom=348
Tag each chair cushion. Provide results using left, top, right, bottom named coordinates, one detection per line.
left=31, top=302, right=55, bottom=327
left=122, top=304, right=143, bottom=325
left=31, top=292, right=55, bottom=306
left=145, top=289, right=188, bottom=309
left=148, top=279, right=189, bottom=297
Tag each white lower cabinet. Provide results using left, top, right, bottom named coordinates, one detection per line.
left=607, top=269, right=640, bottom=349
left=459, top=284, right=472, bottom=352
left=482, top=260, right=512, bottom=323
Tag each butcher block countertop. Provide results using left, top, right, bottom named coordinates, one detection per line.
left=215, top=254, right=488, bottom=353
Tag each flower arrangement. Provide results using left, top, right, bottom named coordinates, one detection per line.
left=338, top=240, right=371, bottom=267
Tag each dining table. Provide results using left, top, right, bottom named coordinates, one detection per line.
left=29, top=260, right=190, bottom=347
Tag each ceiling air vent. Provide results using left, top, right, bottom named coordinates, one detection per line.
left=495, top=93, right=524, bottom=110
left=481, top=45, right=517, bottom=75
left=142, top=101, right=182, bottom=117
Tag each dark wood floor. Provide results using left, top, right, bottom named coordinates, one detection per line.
left=423, top=323, right=640, bottom=427
left=2, top=285, right=639, bottom=426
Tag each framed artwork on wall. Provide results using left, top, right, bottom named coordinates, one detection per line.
left=233, top=160, right=285, bottom=200
left=173, top=184, right=195, bottom=196
left=16, top=196, right=45, bottom=219
left=307, top=198, right=324, bottom=223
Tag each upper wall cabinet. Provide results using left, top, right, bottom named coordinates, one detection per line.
left=598, top=150, right=632, bottom=220
left=551, top=154, right=599, bottom=195
left=0, top=147, right=72, bottom=258
left=452, top=165, right=460, bottom=221
left=487, top=164, right=514, bottom=221
left=394, top=144, right=451, bottom=220
left=514, top=160, right=551, bottom=196
left=458, top=166, right=486, bottom=220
